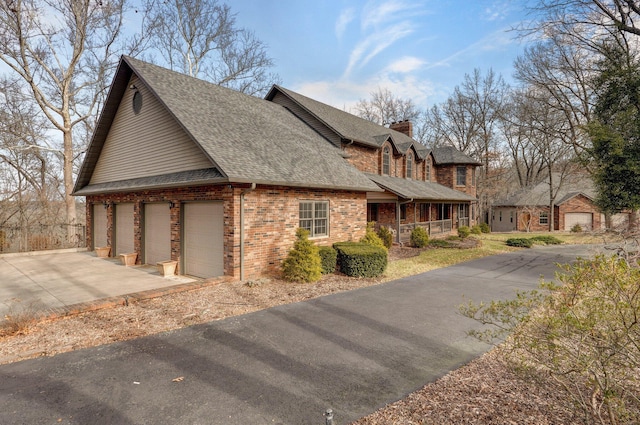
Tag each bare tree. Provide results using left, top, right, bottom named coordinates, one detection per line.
left=142, top=0, right=279, bottom=96
left=520, top=0, right=640, bottom=52
left=353, top=87, right=422, bottom=127
left=0, top=0, right=128, bottom=237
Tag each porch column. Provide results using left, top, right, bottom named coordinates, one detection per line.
left=396, top=200, right=401, bottom=244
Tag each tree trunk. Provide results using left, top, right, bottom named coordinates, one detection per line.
left=63, top=128, right=77, bottom=242
left=628, top=209, right=639, bottom=234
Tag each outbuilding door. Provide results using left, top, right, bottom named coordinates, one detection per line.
left=144, top=203, right=171, bottom=265
left=115, top=203, right=135, bottom=255
left=93, top=204, right=108, bottom=249
left=183, top=202, right=224, bottom=278
left=564, top=212, right=593, bottom=231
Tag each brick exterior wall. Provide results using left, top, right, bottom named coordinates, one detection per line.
left=557, top=194, right=601, bottom=231
left=344, top=144, right=379, bottom=174
left=86, top=185, right=366, bottom=280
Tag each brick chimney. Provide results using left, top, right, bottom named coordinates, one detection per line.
left=389, top=120, right=413, bottom=138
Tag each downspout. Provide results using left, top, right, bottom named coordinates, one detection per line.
left=396, top=198, right=414, bottom=244
left=240, top=183, right=256, bottom=281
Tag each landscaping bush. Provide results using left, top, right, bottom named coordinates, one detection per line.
left=360, top=222, right=386, bottom=249
left=376, top=226, right=393, bottom=249
left=410, top=226, right=429, bottom=248
left=458, top=225, right=471, bottom=238
left=529, top=235, right=563, bottom=245
left=479, top=222, right=490, bottom=233
left=333, top=242, right=387, bottom=278
left=281, top=228, right=322, bottom=283
left=470, top=224, right=482, bottom=235
left=461, top=255, right=640, bottom=424
left=570, top=223, right=583, bottom=233
left=506, top=237, right=533, bottom=248
left=428, top=239, right=455, bottom=248
left=318, top=246, right=337, bottom=274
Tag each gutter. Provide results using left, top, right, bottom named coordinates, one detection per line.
left=396, top=198, right=414, bottom=244
left=240, top=183, right=256, bottom=281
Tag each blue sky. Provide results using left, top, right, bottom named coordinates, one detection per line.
left=230, top=0, right=529, bottom=111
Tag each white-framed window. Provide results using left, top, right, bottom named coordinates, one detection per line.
left=426, top=159, right=431, bottom=182
left=382, top=146, right=391, bottom=175
left=406, top=153, right=413, bottom=179
left=299, top=201, right=329, bottom=237
left=539, top=211, right=549, bottom=225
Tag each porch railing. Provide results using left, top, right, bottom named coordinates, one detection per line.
left=399, top=219, right=453, bottom=242
left=0, top=224, right=86, bottom=254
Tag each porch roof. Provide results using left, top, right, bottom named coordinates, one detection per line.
left=366, top=173, right=477, bottom=202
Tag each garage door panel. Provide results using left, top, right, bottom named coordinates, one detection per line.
left=145, top=203, right=171, bottom=265
left=115, top=203, right=135, bottom=255
left=93, top=204, right=108, bottom=249
left=184, top=202, right=224, bottom=278
left=565, top=212, right=593, bottom=231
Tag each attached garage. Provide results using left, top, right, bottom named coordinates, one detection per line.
left=115, top=203, right=135, bottom=255
left=93, top=204, right=108, bottom=249
left=183, top=202, right=224, bottom=278
left=564, top=212, right=593, bottom=231
left=144, top=203, right=171, bottom=265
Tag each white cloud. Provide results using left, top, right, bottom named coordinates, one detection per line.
left=384, top=56, right=425, bottom=73
left=335, top=8, right=356, bottom=39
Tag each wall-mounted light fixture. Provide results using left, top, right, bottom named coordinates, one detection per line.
left=103, top=201, right=109, bottom=209
left=129, top=84, right=138, bottom=91
left=169, top=201, right=175, bottom=209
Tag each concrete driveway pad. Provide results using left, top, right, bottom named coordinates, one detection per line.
left=0, top=245, right=604, bottom=424
left=0, top=250, right=195, bottom=317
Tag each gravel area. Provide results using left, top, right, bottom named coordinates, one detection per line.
left=0, top=246, right=580, bottom=424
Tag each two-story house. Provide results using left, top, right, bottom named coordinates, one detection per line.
left=73, top=56, right=480, bottom=281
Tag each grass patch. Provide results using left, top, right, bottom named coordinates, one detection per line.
left=384, top=232, right=612, bottom=281
left=384, top=238, right=518, bottom=281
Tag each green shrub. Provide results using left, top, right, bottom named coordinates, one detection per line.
left=281, top=228, right=322, bottom=283
left=410, top=226, right=429, bottom=248
left=530, top=235, right=563, bottom=245
left=333, top=242, right=387, bottom=278
left=479, top=222, right=490, bottom=233
left=428, top=239, right=455, bottom=248
left=470, top=224, right=482, bottom=235
left=376, top=226, right=394, bottom=249
left=360, top=222, right=386, bottom=249
left=506, top=237, right=533, bottom=248
left=318, top=246, right=337, bottom=274
left=570, top=223, right=583, bottom=233
left=458, top=226, right=471, bottom=238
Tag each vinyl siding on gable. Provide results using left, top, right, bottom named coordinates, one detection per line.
left=90, top=76, right=213, bottom=185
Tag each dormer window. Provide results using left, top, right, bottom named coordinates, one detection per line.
left=382, top=146, right=390, bottom=175
left=426, top=159, right=431, bottom=182
left=406, top=153, right=413, bottom=179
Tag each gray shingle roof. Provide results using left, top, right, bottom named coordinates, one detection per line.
left=494, top=178, right=596, bottom=207
left=268, top=85, right=424, bottom=157
left=74, top=168, right=224, bottom=196
left=74, top=56, right=381, bottom=194
left=431, top=146, right=482, bottom=165
left=366, top=173, right=477, bottom=202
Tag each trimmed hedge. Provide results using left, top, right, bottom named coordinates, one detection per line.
left=458, top=226, right=471, bottom=238
left=318, top=246, right=337, bottom=274
left=479, top=223, right=490, bottom=233
left=333, top=242, right=387, bottom=278
left=506, top=237, right=534, bottom=248
left=530, top=235, right=563, bottom=245
left=281, top=228, right=322, bottom=282
left=377, top=226, right=393, bottom=249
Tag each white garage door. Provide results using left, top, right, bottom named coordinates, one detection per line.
left=183, top=202, right=224, bottom=278
left=565, top=212, right=592, bottom=231
left=144, top=203, right=171, bottom=265
left=115, top=203, right=135, bottom=255
left=93, top=204, right=108, bottom=249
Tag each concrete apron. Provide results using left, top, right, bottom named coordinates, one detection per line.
left=0, top=249, right=197, bottom=319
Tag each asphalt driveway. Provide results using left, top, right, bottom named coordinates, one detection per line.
left=0, top=244, right=602, bottom=424
left=0, top=250, right=195, bottom=318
